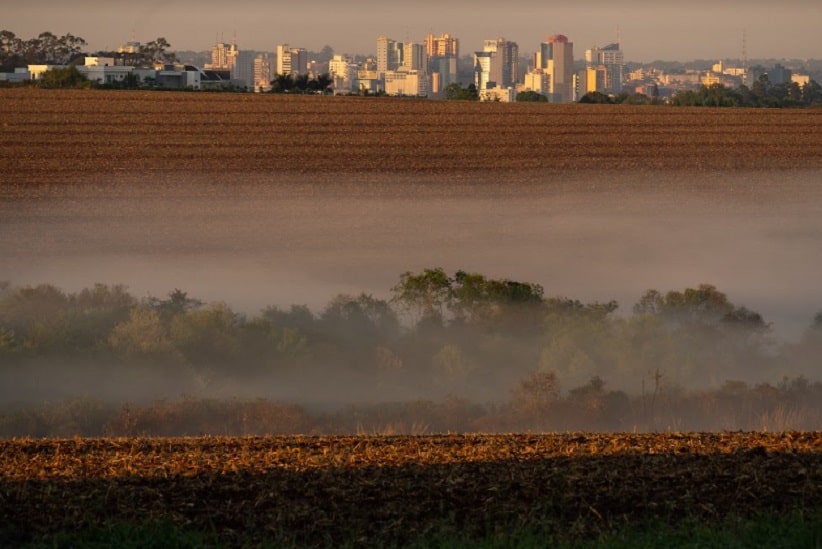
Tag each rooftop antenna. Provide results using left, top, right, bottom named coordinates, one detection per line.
left=616, top=24, right=620, bottom=47
left=742, top=28, right=748, bottom=72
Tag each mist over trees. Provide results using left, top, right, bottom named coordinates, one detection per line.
left=0, top=271, right=820, bottom=436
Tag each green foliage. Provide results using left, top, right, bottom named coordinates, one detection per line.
left=34, top=65, right=91, bottom=89
left=515, top=90, right=547, bottom=102
left=578, top=91, right=614, bottom=104
left=0, top=30, right=87, bottom=70
left=2, top=274, right=819, bottom=434
left=670, top=80, right=822, bottom=108
left=270, top=72, right=333, bottom=94
left=445, top=82, right=479, bottom=100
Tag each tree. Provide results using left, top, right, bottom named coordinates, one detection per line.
left=313, top=73, right=333, bottom=94
left=270, top=73, right=295, bottom=93
left=516, top=90, right=547, bottom=102
left=140, top=37, right=176, bottom=65
left=578, top=91, right=613, bottom=104
left=321, top=293, right=400, bottom=348
left=632, top=284, right=772, bottom=386
left=35, top=65, right=90, bottom=89
left=444, top=82, right=478, bottom=101
left=0, top=30, right=87, bottom=70
left=391, top=268, right=453, bottom=326
left=802, top=80, right=822, bottom=106
left=450, top=270, right=544, bottom=327
left=294, top=73, right=310, bottom=93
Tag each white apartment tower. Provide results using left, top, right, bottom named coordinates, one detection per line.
left=403, top=42, right=427, bottom=72
left=377, top=35, right=403, bottom=75
left=276, top=44, right=308, bottom=76
left=328, top=54, right=359, bottom=92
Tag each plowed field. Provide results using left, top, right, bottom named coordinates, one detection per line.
left=1, top=433, right=820, bottom=546
left=1, top=89, right=821, bottom=184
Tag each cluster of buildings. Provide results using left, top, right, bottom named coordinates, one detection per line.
left=1, top=31, right=813, bottom=101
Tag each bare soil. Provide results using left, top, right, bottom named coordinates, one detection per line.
left=1, top=89, right=821, bottom=185
left=1, top=433, right=819, bottom=546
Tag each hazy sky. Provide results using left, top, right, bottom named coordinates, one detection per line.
left=6, top=1, right=821, bottom=62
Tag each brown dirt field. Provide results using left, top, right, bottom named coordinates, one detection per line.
left=1, top=433, right=819, bottom=545
left=1, top=89, right=821, bottom=184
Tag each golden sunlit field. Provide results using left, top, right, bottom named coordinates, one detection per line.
left=1, top=432, right=820, bottom=546
left=1, top=89, right=821, bottom=183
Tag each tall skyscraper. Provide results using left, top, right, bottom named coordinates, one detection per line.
left=328, top=54, right=359, bottom=92
left=276, top=44, right=308, bottom=76
left=536, top=35, right=574, bottom=102
left=232, top=50, right=256, bottom=90
left=474, top=38, right=518, bottom=91
left=425, top=33, right=458, bottom=96
left=254, top=52, right=272, bottom=92
left=586, top=43, right=624, bottom=93
left=403, top=42, right=427, bottom=72
left=377, top=36, right=403, bottom=75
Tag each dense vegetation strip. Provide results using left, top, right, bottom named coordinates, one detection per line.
left=0, top=274, right=820, bottom=436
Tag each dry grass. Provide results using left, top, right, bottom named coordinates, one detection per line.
left=1, top=89, right=820, bottom=184
left=1, top=433, right=819, bottom=545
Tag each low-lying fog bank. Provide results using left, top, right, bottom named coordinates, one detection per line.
left=2, top=169, right=820, bottom=340
left=1, top=169, right=821, bottom=435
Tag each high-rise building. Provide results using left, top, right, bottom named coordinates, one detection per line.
left=377, top=36, right=403, bottom=75
left=254, top=53, right=272, bottom=92
left=523, top=69, right=551, bottom=97
left=425, top=33, right=459, bottom=96
left=276, top=44, right=308, bottom=76
left=586, top=43, right=624, bottom=93
left=403, top=42, right=427, bottom=72
left=474, top=38, right=518, bottom=91
left=579, top=65, right=608, bottom=95
left=328, top=54, right=359, bottom=93
left=205, top=40, right=238, bottom=71
left=536, top=35, right=574, bottom=102
left=232, top=50, right=256, bottom=90
left=426, top=33, right=458, bottom=58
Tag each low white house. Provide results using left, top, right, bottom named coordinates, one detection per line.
left=79, top=58, right=135, bottom=85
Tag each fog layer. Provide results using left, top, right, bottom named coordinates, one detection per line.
left=2, top=170, right=820, bottom=340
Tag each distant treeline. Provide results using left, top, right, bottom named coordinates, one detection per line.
left=2, top=374, right=820, bottom=437
left=1, top=270, right=820, bottom=435
left=579, top=78, right=822, bottom=108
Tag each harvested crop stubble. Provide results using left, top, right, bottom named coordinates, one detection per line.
left=1, top=89, right=821, bottom=183
left=1, top=432, right=819, bottom=546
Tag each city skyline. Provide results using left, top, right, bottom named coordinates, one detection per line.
left=6, top=0, right=821, bottom=63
